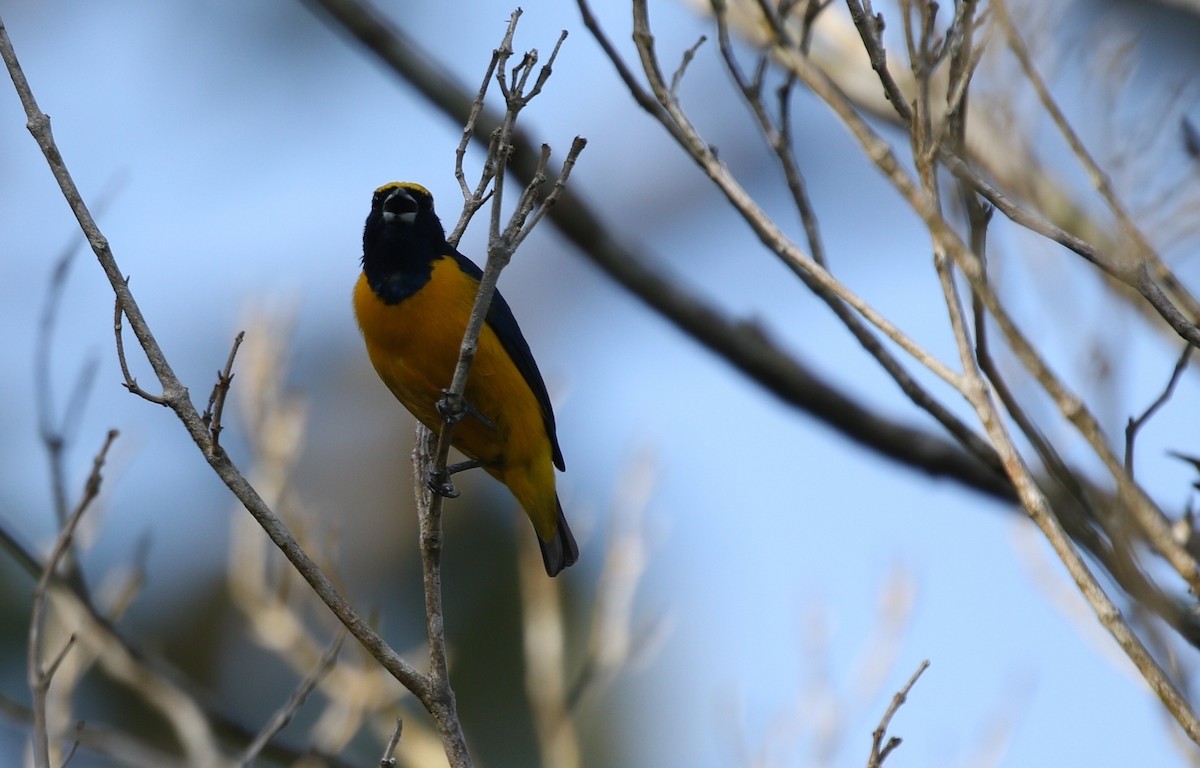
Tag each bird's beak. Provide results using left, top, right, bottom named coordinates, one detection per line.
left=382, top=188, right=418, bottom=225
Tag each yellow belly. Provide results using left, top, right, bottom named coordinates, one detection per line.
left=352, top=259, right=558, bottom=538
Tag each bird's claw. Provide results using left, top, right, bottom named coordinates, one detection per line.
left=426, top=470, right=461, bottom=499
left=437, top=390, right=497, bottom=432
left=436, top=390, right=467, bottom=425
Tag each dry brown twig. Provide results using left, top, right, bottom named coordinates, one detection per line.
left=723, top=569, right=918, bottom=766
left=202, top=330, right=246, bottom=449
left=1126, top=345, right=1193, bottom=476
left=865, top=660, right=929, bottom=768
left=576, top=0, right=1200, bottom=746
left=22, top=295, right=361, bottom=767
left=226, top=308, right=415, bottom=759
left=235, top=629, right=348, bottom=767
left=400, top=11, right=586, bottom=767
left=380, top=717, right=404, bottom=767
left=0, top=8, right=576, bottom=767
left=309, top=0, right=1020, bottom=508
left=28, top=429, right=117, bottom=768
left=1, top=1, right=429, bottom=707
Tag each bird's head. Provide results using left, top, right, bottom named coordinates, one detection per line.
left=374, top=181, right=433, bottom=224
left=365, top=181, right=446, bottom=246
left=361, top=181, right=452, bottom=300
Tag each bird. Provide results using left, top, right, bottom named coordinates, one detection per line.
left=353, top=181, right=578, bottom=576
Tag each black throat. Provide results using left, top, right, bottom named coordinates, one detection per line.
left=361, top=211, right=446, bottom=305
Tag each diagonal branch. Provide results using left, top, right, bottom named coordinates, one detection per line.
left=579, top=0, right=1200, bottom=745
left=29, top=430, right=117, bottom=768
left=1, top=5, right=431, bottom=717
left=303, top=0, right=1017, bottom=506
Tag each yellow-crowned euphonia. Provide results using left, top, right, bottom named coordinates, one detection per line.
left=353, top=182, right=578, bottom=576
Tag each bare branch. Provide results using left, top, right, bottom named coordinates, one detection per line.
left=380, top=718, right=403, bottom=768
left=865, top=659, right=929, bottom=768
left=991, top=0, right=1200, bottom=346
left=2, top=3, right=433, bottom=721
left=235, top=630, right=347, bottom=767
left=1126, top=345, right=1193, bottom=476
left=582, top=0, right=1200, bottom=744
left=669, top=35, right=708, bottom=97
left=844, top=0, right=913, bottom=124
left=202, top=331, right=246, bottom=449
left=524, top=29, right=570, bottom=101
left=513, top=136, right=588, bottom=247
left=112, top=292, right=169, bottom=407
left=28, top=429, right=117, bottom=768
left=410, top=14, right=586, bottom=764
left=449, top=22, right=508, bottom=243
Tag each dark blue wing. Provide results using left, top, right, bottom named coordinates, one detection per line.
left=450, top=250, right=565, bottom=471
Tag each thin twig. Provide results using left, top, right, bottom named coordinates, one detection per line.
left=35, top=233, right=102, bottom=601
left=514, top=137, right=588, bottom=247
left=418, top=14, right=584, bottom=764
left=583, top=0, right=1200, bottom=745
left=669, top=35, right=708, bottom=97
left=112, top=291, right=169, bottom=406
left=2, top=5, right=431, bottom=720
left=992, top=0, right=1200, bottom=343
left=202, top=331, right=245, bottom=448
left=1126, top=345, right=1193, bottom=476
left=865, top=659, right=929, bottom=768
left=525, top=30, right=570, bottom=102
left=451, top=44, right=504, bottom=243
left=844, top=0, right=913, bottom=124
left=235, top=629, right=347, bottom=767
left=380, top=717, right=403, bottom=767
left=28, top=429, right=117, bottom=768
left=37, top=236, right=86, bottom=525
left=60, top=725, right=82, bottom=768
left=305, top=0, right=1023, bottom=508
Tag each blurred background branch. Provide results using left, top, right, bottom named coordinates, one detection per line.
left=4, top=0, right=1200, bottom=765
left=573, top=0, right=1200, bottom=748
left=305, top=0, right=1022, bottom=504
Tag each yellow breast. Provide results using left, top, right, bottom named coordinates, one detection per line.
left=352, top=257, right=552, bottom=478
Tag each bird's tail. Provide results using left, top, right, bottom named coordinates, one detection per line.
left=538, top=496, right=579, bottom=577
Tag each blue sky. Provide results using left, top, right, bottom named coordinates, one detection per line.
left=3, top=1, right=1199, bottom=766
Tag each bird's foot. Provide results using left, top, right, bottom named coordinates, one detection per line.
left=426, top=470, right=460, bottom=499
left=426, top=460, right=483, bottom=498
left=436, top=390, right=496, bottom=431
left=445, top=459, right=482, bottom=476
